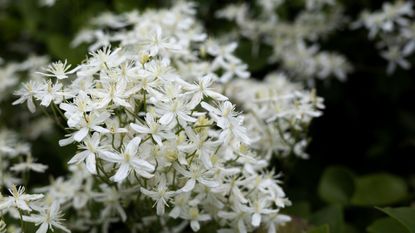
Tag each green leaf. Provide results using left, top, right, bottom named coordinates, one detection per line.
left=318, top=166, right=355, bottom=205
left=377, top=207, right=415, bottom=233
left=310, top=205, right=344, bottom=233
left=308, top=225, right=330, bottom=233
left=367, top=217, right=408, bottom=233
left=351, top=173, right=408, bottom=206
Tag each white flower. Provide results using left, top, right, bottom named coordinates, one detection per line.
left=220, top=61, right=250, bottom=82
left=264, top=213, right=291, bottom=233
left=178, top=128, right=220, bottom=169
left=92, top=81, right=132, bottom=108
left=23, top=202, right=70, bottom=233
left=218, top=204, right=251, bottom=233
left=13, top=80, right=42, bottom=113
left=70, top=111, right=110, bottom=142
left=181, top=74, right=228, bottom=108
left=35, top=80, right=65, bottom=107
left=175, top=163, right=219, bottom=192
left=183, top=207, right=211, bottom=232
left=130, top=113, right=173, bottom=146
left=10, top=154, right=48, bottom=173
left=68, top=133, right=107, bottom=174
left=208, top=42, right=240, bottom=67
left=156, top=99, right=196, bottom=126
left=100, top=137, right=155, bottom=182
left=59, top=91, right=96, bottom=127
left=202, top=101, right=250, bottom=145
left=141, top=26, right=181, bottom=56
left=381, top=45, right=410, bottom=74
left=248, top=200, right=277, bottom=227
left=0, top=185, right=43, bottom=212
left=140, top=176, right=176, bottom=215
left=36, top=60, right=78, bottom=80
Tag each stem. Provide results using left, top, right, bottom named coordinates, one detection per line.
left=17, top=209, right=25, bottom=233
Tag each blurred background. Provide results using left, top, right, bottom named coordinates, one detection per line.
left=0, top=0, right=414, bottom=232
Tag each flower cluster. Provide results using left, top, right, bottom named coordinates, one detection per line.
left=3, top=1, right=329, bottom=232
left=354, top=1, right=415, bottom=73
left=72, top=2, right=249, bottom=84
left=0, top=128, right=67, bottom=233
left=0, top=55, right=48, bottom=104
left=0, top=130, right=34, bottom=187
left=8, top=1, right=300, bottom=225
left=226, top=73, right=324, bottom=159
left=13, top=42, right=290, bottom=233
left=0, top=185, right=69, bottom=233
left=72, top=2, right=325, bottom=159
left=0, top=55, right=49, bottom=114
left=216, top=0, right=352, bottom=82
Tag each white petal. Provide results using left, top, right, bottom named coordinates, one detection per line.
left=131, top=158, right=154, bottom=171
left=159, top=112, right=175, bottom=125
left=200, top=152, right=213, bottom=169
left=53, top=222, right=71, bottom=233
left=199, top=178, right=219, bottom=188
left=36, top=222, right=49, bottom=233
left=169, top=206, right=181, bottom=218
left=126, top=137, right=141, bottom=155
left=59, top=137, right=74, bottom=147
left=16, top=199, right=31, bottom=211
left=112, top=163, right=130, bottom=182
left=238, top=219, right=247, bottom=233
left=130, top=123, right=149, bottom=133
left=177, top=112, right=196, bottom=122
left=74, top=127, right=89, bottom=142
left=152, top=135, right=163, bottom=146
left=190, top=220, right=200, bottom=232
left=68, top=151, right=89, bottom=164
left=205, top=90, right=228, bottom=101
left=156, top=200, right=165, bottom=216
left=180, top=178, right=196, bottom=192
left=86, top=153, right=97, bottom=174
left=252, top=213, right=261, bottom=227
left=28, top=99, right=36, bottom=113
left=100, top=151, right=122, bottom=163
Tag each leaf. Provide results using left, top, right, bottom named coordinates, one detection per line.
left=318, top=166, right=355, bottom=205
left=377, top=207, right=415, bottom=233
left=351, top=173, right=408, bottom=206
left=310, top=205, right=344, bottom=233
left=308, top=225, right=330, bottom=233
left=367, top=217, right=408, bottom=233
